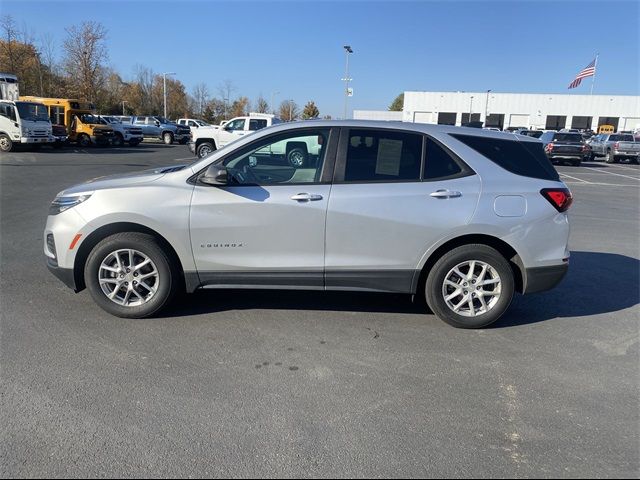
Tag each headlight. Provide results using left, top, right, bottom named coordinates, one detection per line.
left=49, top=193, right=93, bottom=215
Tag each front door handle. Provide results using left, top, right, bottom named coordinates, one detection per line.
left=291, top=193, right=323, bottom=202
left=430, top=189, right=462, bottom=199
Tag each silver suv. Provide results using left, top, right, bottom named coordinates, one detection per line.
left=44, top=121, right=571, bottom=328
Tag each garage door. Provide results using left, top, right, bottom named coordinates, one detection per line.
left=413, top=111, right=433, bottom=124
left=622, top=118, right=640, bottom=130
left=509, top=114, right=529, bottom=128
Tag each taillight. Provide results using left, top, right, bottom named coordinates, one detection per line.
left=613, top=142, right=620, bottom=150
left=545, top=143, right=554, bottom=152
left=541, top=188, right=573, bottom=212
left=582, top=144, right=590, bottom=152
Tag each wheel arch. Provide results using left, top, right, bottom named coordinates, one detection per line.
left=73, top=222, right=190, bottom=292
left=413, top=233, right=525, bottom=295
left=195, top=137, right=216, bottom=149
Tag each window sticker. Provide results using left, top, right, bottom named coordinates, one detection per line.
left=375, top=138, right=403, bottom=176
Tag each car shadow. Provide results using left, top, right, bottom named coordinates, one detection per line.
left=161, top=251, right=639, bottom=328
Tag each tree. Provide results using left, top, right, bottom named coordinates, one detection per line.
left=62, top=21, right=108, bottom=102
left=302, top=100, right=320, bottom=119
left=0, top=15, right=45, bottom=96
left=202, top=98, right=226, bottom=125
left=192, top=82, right=209, bottom=117
left=230, top=96, right=249, bottom=117
left=279, top=100, right=299, bottom=121
left=389, top=93, right=404, bottom=111
left=255, top=95, right=269, bottom=114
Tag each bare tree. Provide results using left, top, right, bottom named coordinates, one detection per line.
left=279, top=100, right=299, bottom=122
left=62, top=21, right=108, bottom=102
left=255, top=95, right=269, bottom=114
left=39, top=32, right=57, bottom=95
left=192, top=82, right=209, bottom=117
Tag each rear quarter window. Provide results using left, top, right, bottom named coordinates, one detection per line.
left=450, top=134, right=560, bottom=181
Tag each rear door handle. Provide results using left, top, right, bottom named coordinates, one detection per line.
left=291, top=193, right=323, bottom=202
left=430, top=189, right=462, bottom=199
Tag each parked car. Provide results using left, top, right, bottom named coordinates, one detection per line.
left=44, top=121, right=571, bottom=329
left=51, top=123, right=68, bottom=148
left=126, top=116, right=190, bottom=145
left=98, top=115, right=144, bottom=147
left=189, top=113, right=281, bottom=158
left=539, top=131, right=590, bottom=166
left=588, top=133, right=640, bottom=163
left=521, top=130, right=544, bottom=139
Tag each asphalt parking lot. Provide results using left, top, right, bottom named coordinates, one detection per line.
left=1, top=144, right=638, bottom=478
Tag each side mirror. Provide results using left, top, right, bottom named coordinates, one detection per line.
left=200, top=164, right=228, bottom=185
left=155, top=120, right=160, bottom=127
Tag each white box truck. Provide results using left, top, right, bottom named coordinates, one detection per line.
left=0, top=73, right=54, bottom=152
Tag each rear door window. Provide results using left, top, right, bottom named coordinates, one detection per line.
left=450, top=134, right=560, bottom=181
left=249, top=119, right=268, bottom=131
left=342, top=129, right=422, bottom=182
left=423, top=138, right=468, bottom=180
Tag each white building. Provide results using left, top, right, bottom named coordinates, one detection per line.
left=355, top=91, right=640, bottom=131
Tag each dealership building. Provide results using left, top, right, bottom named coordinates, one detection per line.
left=354, top=91, right=640, bottom=131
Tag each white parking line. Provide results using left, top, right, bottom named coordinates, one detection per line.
left=582, top=167, right=640, bottom=181
left=563, top=181, right=639, bottom=187
left=560, top=173, right=590, bottom=183
left=604, top=163, right=640, bottom=172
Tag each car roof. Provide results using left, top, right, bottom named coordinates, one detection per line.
left=261, top=119, right=542, bottom=143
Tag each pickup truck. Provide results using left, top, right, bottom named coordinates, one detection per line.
left=189, top=114, right=281, bottom=159
left=539, top=131, right=590, bottom=166
left=126, top=116, right=191, bottom=145
left=98, top=115, right=143, bottom=146
left=589, top=133, right=640, bottom=163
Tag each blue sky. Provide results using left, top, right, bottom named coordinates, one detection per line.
left=3, top=0, right=639, bottom=118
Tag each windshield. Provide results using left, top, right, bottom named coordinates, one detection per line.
left=101, top=116, right=119, bottom=124
left=78, top=114, right=104, bottom=124
left=16, top=102, right=49, bottom=122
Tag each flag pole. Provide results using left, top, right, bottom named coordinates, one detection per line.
left=590, top=53, right=599, bottom=95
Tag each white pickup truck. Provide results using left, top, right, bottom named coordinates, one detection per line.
left=189, top=113, right=281, bottom=159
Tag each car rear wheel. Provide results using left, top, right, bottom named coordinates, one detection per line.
left=129, top=139, right=141, bottom=147
left=571, top=159, right=581, bottom=167
left=425, top=244, right=514, bottom=329
left=605, top=150, right=616, bottom=163
left=287, top=147, right=307, bottom=168
left=84, top=232, right=178, bottom=318
left=163, top=132, right=174, bottom=145
left=197, top=142, right=215, bottom=159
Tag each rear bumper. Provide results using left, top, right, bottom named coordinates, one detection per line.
left=523, top=263, right=568, bottom=294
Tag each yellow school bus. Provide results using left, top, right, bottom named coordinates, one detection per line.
left=598, top=124, right=615, bottom=134
left=19, top=97, right=114, bottom=146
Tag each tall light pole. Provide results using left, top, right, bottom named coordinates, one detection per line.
left=121, top=100, right=128, bottom=116
left=288, top=99, right=294, bottom=121
left=342, top=45, right=353, bottom=119
left=270, top=90, right=280, bottom=114
left=162, top=72, right=176, bottom=119
left=484, top=89, right=491, bottom=124
left=469, top=96, right=474, bottom=123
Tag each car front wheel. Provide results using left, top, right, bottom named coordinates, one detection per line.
left=163, top=132, right=174, bottom=145
left=84, top=232, right=178, bottom=318
left=425, top=244, right=514, bottom=328
left=197, top=142, right=215, bottom=159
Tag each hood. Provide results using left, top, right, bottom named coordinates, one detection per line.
left=58, top=164, right=187, bottom=196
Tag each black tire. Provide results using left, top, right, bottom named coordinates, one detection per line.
left=287, top=147, right=308, bottom=168
left=112, top=133, right=124, bottom=147
left=425, top=244, right=515, bottom=329
left=0, top=134, right=14, bottom=152
left=78, top=134, right=91, bottom=148
left=129, top=139, right=141, bottom=147
left=588, top=152, right=595, bottom=161
left=197, top=142, right=215, bottom=159
left=179, top=138, right=188, bottom=145
left=572, top=159, right=582, bottom=167
left=84, top=232, right=178, bottom=318
left=605, top=150, right=616, bottom=163
left=163, top=132, right=174, bottom=145
left=53, top=141, right=64, bottom=149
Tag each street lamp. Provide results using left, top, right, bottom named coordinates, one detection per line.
left=342, top=45, right=353, bottom=119
left=270, top=90, right=280, bottom=114
left=484, top=89, right=491, bottom=124
left=162, top=72, right=176, bottom=119
left=469, top=96, right=474, bottom=123
left=288, top=99, right=294, bottom=121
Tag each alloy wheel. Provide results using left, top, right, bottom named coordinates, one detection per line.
left=442, top=260, right=502, bottom=317
left=98, top=249, right=159, bottom=307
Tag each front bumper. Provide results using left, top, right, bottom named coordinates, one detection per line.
left=523, top=263, right=568, bottom=294
left=21, top=136, right=53, bottom=144
left=91, top=135, right=113, bottom=145
left=46, top=257, right=77, bottom=291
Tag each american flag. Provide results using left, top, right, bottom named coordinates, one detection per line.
left=568, top=59, right=597, bottom=89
